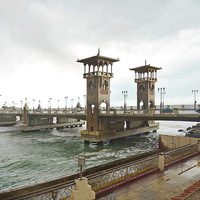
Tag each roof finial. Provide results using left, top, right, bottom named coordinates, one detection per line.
left=145, top=59, right=147, bottom=65
left=97, top=47, right=100, bottom=56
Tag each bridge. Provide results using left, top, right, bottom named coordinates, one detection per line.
left=0, top=50, right=200, bottom=142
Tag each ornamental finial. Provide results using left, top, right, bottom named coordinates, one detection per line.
left=97, top=47, right=100, bottom=56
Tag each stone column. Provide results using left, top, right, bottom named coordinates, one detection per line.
left=70, top=178, right=95, bottom=200
left=158, top=153, right=165, bottom=172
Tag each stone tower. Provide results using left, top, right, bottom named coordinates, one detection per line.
left=77, top=51, right=119, bottom=132
left=130, top=62, right=161, bottom=109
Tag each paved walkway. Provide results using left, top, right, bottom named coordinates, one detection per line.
left=99, top=154, right=200, bottom=200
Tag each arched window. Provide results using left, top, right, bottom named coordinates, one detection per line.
left=88, top=81, right=94, bottom=90
left=102, top=80, right=108, bottom=90
left=91, top=104, right=95, bottom=113
left=150, top=84, right=155, bottom=91
left=139, top=84, right=145, bottom=92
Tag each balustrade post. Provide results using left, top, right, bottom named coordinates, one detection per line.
left=158, top=152, right=165, bottom=172
left=173, top=108, right=179, bottom=117
left=130, top=107, right=134, bottom=116
left=150, top=108, right=155, bottom=116
left=113, top=109, right=117, bottom=115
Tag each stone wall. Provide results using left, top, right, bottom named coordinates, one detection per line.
left=159, top=135, right=199, bottom=149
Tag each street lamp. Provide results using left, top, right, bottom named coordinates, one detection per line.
left=192, top=90, right=198, bottom=110
left=78, top=157, right=85, bottom=180
left=49, top=98, right=52, bottom=112
left=71, top=99, right=74, bottom=110
left=64, top=96, right=68, bottom=110
left=21, top=100, right=23, bottom=111
left=83, top=95, right=86, bottom=111
left=57, top=100, right=60, bottom=110
left=158, top=87, right=166, bottom=112
left=122, top=91, right=128, bottom=113
left=33, top=99, right=35, bottom=112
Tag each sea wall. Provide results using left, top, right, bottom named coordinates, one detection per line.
left=159, top=135, right=199, bottom=149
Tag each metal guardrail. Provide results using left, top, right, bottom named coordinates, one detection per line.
left=1, top=143, right=199, bottom=200
left=164, top=143, right=199, bottom=165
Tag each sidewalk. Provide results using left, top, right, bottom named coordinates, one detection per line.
left=100, top=154, right=200, bottom=200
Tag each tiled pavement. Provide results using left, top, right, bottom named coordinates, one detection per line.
left=100, top=154, right=200, bottom=200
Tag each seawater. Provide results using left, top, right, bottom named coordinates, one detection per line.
left=0, top=121, right=196, bottom=192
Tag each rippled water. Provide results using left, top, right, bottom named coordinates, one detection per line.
left=0, top=121, right=196, bottom=192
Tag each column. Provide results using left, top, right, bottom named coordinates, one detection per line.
left=158, top=153, right=165, bottom=172
left=84, top=64, right=86, bottom=74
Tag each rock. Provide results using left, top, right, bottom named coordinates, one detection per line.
left=186, top=127, right=192, bottom=131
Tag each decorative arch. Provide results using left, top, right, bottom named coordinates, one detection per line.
left=150, top=83, right=155, bottom=91
left=139, top=100, right=146, bottom=109
left=139, top=84, right=145, bottom=92
left=88, top=81, right=94, bottom=90
left=99, top=100, right=110, bottom=113
left=149, top=100, right=154, bottom=108
left=102, top=80, right=108, bottom=90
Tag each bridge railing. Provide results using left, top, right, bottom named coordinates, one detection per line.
left=1, top=142, right=199, bottom=200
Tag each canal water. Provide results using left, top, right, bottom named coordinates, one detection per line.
left=0, top=121, right=196, bottom=192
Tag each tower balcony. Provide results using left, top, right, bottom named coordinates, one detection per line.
left=83, top=71, right=113, bottom=78
left=134, top=77, right=157, bottom=82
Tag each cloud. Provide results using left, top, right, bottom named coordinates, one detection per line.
left=0, top=0, right=200, bottom=107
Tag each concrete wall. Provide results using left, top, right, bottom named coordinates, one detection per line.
left=57, top=117, right=78, bottom=124
left=0, top=115, right=16, bottom=122
left=29, top=118, right=53, bottom=126
left=108, top=121, right=124, bottom=131
left=159, top=135, right=199, bottom=149
left=127, top=120, right=144, bottom=129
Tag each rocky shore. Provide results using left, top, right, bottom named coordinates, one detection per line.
left=183, top=123, right=200, bottom=138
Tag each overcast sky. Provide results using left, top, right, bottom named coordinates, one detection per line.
left=0, top=0, right=200, bottom=109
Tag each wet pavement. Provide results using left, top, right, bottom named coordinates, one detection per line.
left=100, top=154, right=200, bottom=200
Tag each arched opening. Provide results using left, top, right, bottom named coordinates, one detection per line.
left=91, top=104, right=95, bottom=114
left=150, top=84, right=155, bottom=91
left=139, top=100, right=145, bottom=109
left=149, top=100, right=154, bottom=108
left=139, top=84, right=145, bottom=92
left=99, top=100, right=109, bottom=113
left=88, top=81, right=94, bottom=90
left=102, top=80, right=108, bottom=90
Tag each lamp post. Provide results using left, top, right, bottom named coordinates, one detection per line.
left=57, top=100, right=60, bottom=110
left=122, top=91, right=128, bottom=113
left=83, top=95, right=86, bottom=111
left=64, top=96, right=68, bottom=110
left=78, top=157, right=85, bottom=180
left=158, top=87, right=165, bottom=112
left=49, top=98, right=52, bottom=112
left=192, top=90, right=198, bottom=110
left=71, top=99, right=74, bottom=111
left=21, top=100, right=23, bottom=111
left=33, top=99, right=35, bottom=112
